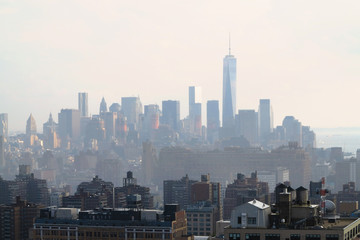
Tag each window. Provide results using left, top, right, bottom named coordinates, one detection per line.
left=246, top=233, right=260, bottom=240
left=247, top=217, right=257, bottom=225
left=229, top=233, right=241, bottom=240
left=265, top=234, right=280, bottom=240
left=326, top=234, right=339, bottom=240
left=238, top=217, right=242, bottom=224
left=290, top=234, right=301, bottom=240
left=306, top=234, right=321, bottom=240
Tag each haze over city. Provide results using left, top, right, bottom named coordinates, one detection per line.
left=1, top=0, right=360, bottom=131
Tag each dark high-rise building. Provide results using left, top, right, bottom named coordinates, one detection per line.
left=161, top=100, right=180, bottom=131
left=207, top=100, right=220, bottom=143
left=189, top=86, right=202, bottom=136
left=58, top=109, right=81, bottom=148
left=99, top=97, right=108, bottom=114
left=236, top=110, right=258, bottom=145
left=0, top=113, right=8, bottom=141
left=0, top=197, right=43, bottom=240
left=0, top=166, right=49, bottom=206
left=121, top=97, right=142, bottom=130
left=258, top=99, right=273, bottom=143
left=222, top=45, right=237, bottom=129
left=164, top=175, right=197, bottom=210
left=223, top=172, right=269, bottom=219
left=78, top=92, right=88, bottom=117
left=115, top=171, right=154, bottom=209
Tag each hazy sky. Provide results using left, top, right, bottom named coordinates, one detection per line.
left=1, top=0, right=360, bottom=132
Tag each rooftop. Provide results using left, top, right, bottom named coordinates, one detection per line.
left=248, top=199, right=270, bottom=210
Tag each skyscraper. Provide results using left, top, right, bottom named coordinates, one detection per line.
left=0, top=136, right=5, bottom=171
left=58, top=109, right=81, bottom=148
left=236, top=110, right=258, bottom=145
left=26, top=114, right=37, bottom=136
left=222, top=44, right=237, bottom=129
left=99, top=97, right=108, bottom=115
left=207, top=100, right=220, bottom=143
left=78, top=92, right=88, bottom=117
left=161, top=100, right=180, bottom=131
left=121, top=97, right=142, bottom=130
left=258, top=99, right=273, bottom=143
left=0, top=113, right=8, bottom=141
left=189, top=86, right=202, bottom=136
left=282, top=116, right=302, bottom=147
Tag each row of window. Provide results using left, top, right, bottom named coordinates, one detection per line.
left=187, top=213, right=211, bottom=217
left=188, top=227, right=211, bottom=231
left=35, top=230, right=171, bottom=239
left=187, top=223, right=211, bottom=226
left=188, top=218, right=211, bottom=222
left=188, top=231, right=211, bottom=236
left=345, top=223, right=360, bottom=240
left=237, top=217, right=257, bottom=225
left=229, top=233, right=339, bottom=240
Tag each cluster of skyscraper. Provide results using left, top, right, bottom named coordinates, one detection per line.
left=0, top=44, right=315, bottom=172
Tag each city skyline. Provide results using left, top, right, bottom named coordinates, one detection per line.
left=1, top=1, right=360, bottom=131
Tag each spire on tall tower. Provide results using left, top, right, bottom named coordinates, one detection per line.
left=229, top=32, right=231, bottom=55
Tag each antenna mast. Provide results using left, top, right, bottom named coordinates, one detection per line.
left=229, top=33, right=231, bottom=55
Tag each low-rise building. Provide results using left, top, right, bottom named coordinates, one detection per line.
left=224, top=184, right=360, bottom=240
left=31, top=205, right=191, bottom=240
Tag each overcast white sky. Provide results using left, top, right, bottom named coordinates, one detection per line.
left=1, top=0, right=360, bottom=132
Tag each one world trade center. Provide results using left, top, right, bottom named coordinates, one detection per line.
left=222, top=42, right=237, bottom=129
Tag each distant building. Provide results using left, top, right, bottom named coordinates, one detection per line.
left=78, top=92, right=88, bottom=117
left=58, top=109, right=81, bottom=148
left=282, top=116, right=302, bottom=147
left=223, top=172, right=269, bottom=220
left=0, top=113, right=8, bottom=141
left=121, top=97, right=142, bottom=130
left=189, top=86, right=202, bottom=136
left=258, top=99, right=273, bottom=144
left=222, top=47, right=236, bottom=130
left=0, top=136, right=5, bottom=172
left=156, top=144, right=310, bottom=193
left=207, top=100, right=220, bottom=143
left=186, top=201, right=220, bottom=236
left=109, top=102, right=121, bottom=113
left=43, top=113, right=59, bottom=149
left=235, top=110, right=258, bottom=145
left=0, top=166, right=49, bottom=205
left=25, top=114, right=37, bottom=146
left=115, top=171, right=154, bottom=209
left=164, top=175, right=197, bottom=210
left=99, top=97, right=108, bottom=115
left=102, top=111, right=117, bottom=141
left=162, top=100, right=180, bottom=131
left=143, top=141, right=157, bottom=184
